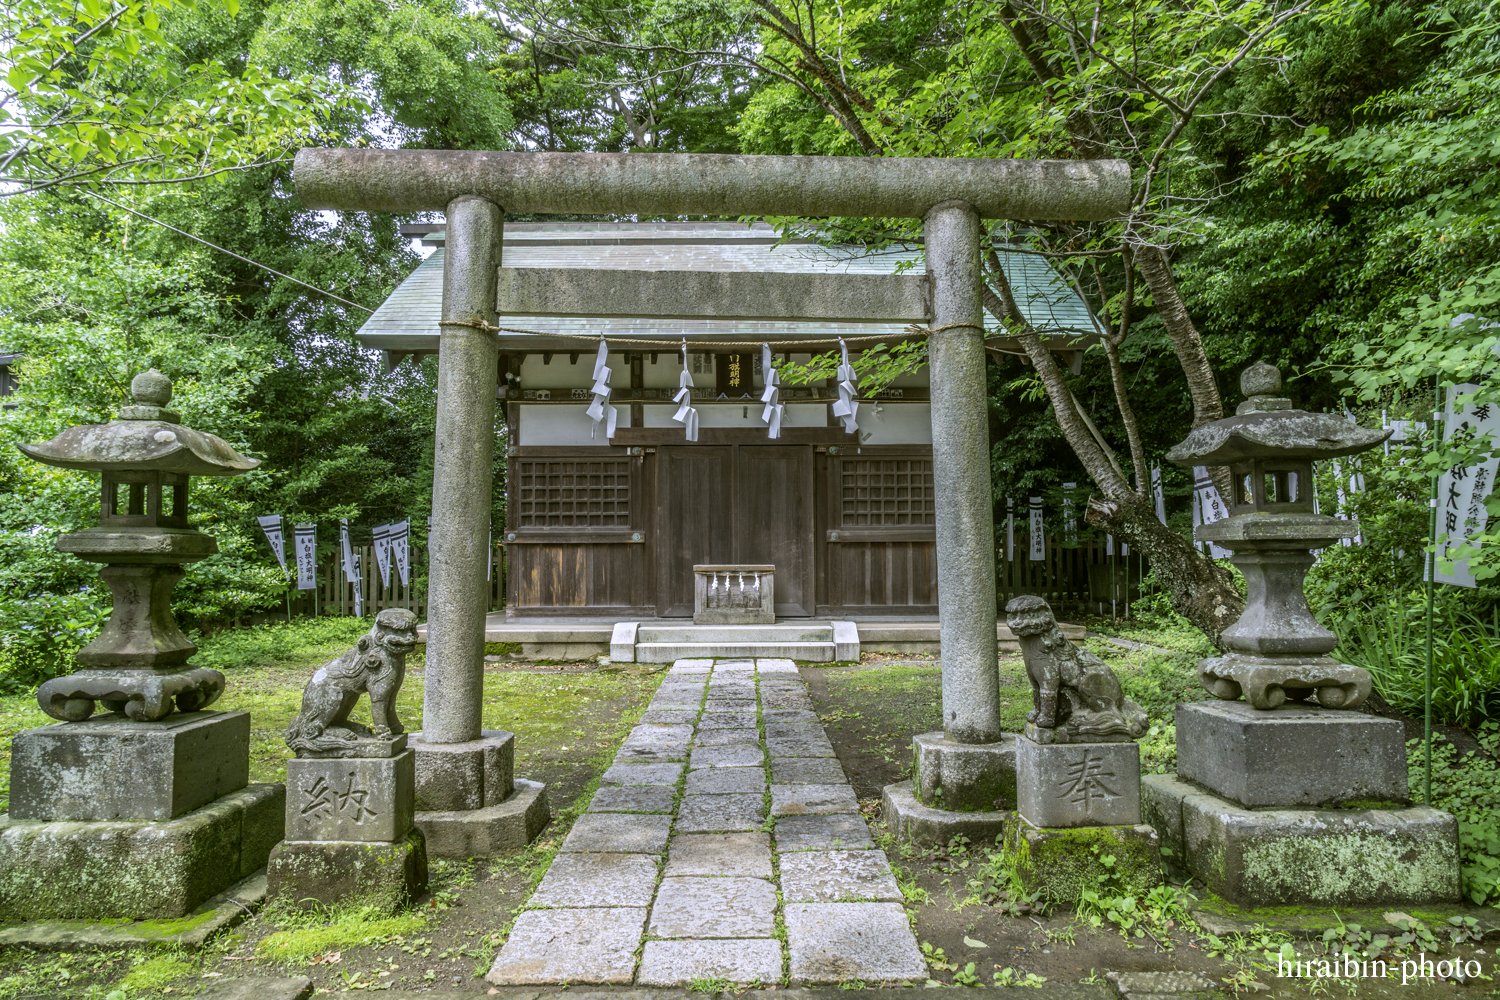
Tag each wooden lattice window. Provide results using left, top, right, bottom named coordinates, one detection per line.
left=840, top=459, right=936, bottom=525
left=515, top=460, right=630, bottom=526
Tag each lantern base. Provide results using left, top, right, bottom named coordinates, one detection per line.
left=1198, top=653, right=1370, bottom=711
left=37, top=667, right=225, bottom=722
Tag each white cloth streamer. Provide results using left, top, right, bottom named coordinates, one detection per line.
left=673, top=341, right=699, bottom=441
left=831, top=339, right=859, bottom=434
left=760, top=342, right=783, bottom=439
left=585, top=340, right=617, bottom=439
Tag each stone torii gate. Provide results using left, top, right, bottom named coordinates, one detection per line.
left=294, top=148, right=1130, bottom=840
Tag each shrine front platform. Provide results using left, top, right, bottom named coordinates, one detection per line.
left=414, top=615, right=1085, bottom=662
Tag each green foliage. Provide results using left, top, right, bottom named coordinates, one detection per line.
left=190, top=615, right=373, bottom=670
left=0, top=588, right=109, bottom=692
left=1331, top=603, right=1500, bottom=726
left=0, top=0, right=362, bottom=194
left=1115, top=653, right=1206, bottom=721
left=1417, top=724, right=1500, bottom=906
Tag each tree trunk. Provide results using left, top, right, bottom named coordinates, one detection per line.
left=987, top=267, right=1243, bottom=646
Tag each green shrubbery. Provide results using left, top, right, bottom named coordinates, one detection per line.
left=191, top=616, right=376, bottom=671
left=1332, top=602, right=1500, bottom=726
left=1417, top=723, right=1500, bottom=906
left=0, top=588, right=108, bottom=693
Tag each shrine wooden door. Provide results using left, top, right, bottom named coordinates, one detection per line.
left=655, top=444, right=815, bottom=617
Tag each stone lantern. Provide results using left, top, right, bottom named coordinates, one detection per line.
left=16, top=369, right=258, bottom=721
left=1141, top=362, right=1461, bottom=908
left=0, top=370, right=283, bottom=926
left=1164, top=361, right=1389, bottom=709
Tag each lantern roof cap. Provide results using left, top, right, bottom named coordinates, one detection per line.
left=14, top=370, right=260, bottom=476
left=1166, top=364, right=1390, bottom=466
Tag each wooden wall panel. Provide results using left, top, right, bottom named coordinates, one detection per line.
left=827, top=540, right=937, bottom=612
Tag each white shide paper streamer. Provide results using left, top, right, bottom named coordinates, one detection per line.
left=585, top=340, right=617, bottom=439
left=760, top=343, right=783, bottom=439
left=673, top=340, right=699, bottom=441
left=831, top=339, right=859, bottom=434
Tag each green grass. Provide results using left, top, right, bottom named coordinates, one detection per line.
left=256, top=905, right=428, bottom=963
left=118, top=955, right=195, bottom=989
left=0, top=617, right=660, bottom=804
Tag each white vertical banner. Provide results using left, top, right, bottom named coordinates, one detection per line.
left=339, top=519, right=358, bottom=583
left=373, top=523, right=393, bottom=589
left=1106, top=533, right=1115, bottom=556
left=1028, top=497, right=1044, bottom=561
left=1151, top=466, right=1166, bottom=525
left=352, top=552, right=364, bottom=617
left=1192, top=466, right=1231, bottom=558
left=392, top=520, right=411, bottom=586
left=1436, top=383, right=1500, bottom=587
left=294, top=523, right=317, bottom=591
left=488, top=526, right=493, bottom=581
left=1006, top=498, right=1015, bottom=562
left=1061, top=482, right=1078, bottom=545
left=258, top=515, right=287, bottom=571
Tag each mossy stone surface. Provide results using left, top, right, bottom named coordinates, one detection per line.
left=1143, top=772, right=1461, bottom=906
left=0, top=783, right=283, bottom=922
left=265, top=830, right=429, bottom=914
left=1009, top=817, right=1163, bottom=903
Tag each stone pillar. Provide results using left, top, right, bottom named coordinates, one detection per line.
left=923, top=201, right=1000, bottom=745
left=412, top=196, right=552, bottom=856
left=883, top=203, right=1013, bottom=844
left=424, top=195, right=503, bottom=744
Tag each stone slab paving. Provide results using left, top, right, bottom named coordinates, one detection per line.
left=488, top=658, right=923, bottom=987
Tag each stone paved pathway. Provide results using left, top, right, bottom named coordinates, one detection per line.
left=487, top=658, right=926, bottom=987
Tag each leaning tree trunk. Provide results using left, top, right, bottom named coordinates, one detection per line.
left=985, top=275, right=1243, bottom=646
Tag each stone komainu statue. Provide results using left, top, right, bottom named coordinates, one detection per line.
left=1005, top=594, right=1148, bottom=744
left=286, top=608, right=419, bottom=757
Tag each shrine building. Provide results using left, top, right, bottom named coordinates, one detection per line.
left=359, top=221, right=1096, bottom=621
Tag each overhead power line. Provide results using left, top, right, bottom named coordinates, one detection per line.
left=79, top=189, right=376, bottom=314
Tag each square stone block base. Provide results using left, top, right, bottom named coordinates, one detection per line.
left=912, top=732, right=1016, bottom=812
left=266, top=830, right=428, bottom=913
left=881, top=780, right=1008, bottom=846
left=416, top=777, right=550, bottom=858
left=285, top=750, right=414, bottom=843
left=1142, top=773, right=1461, bottom=907
left=1175, top=701, right=1408, bottom=808
left=1007, top=815, right=1162, bottom=903
left=10, top=711, right=250, bottom=822
left=0, top=783, right=283, bottom=921
left=409, top=730, right=514, bottom=812
left=1017, top=737, right=1140, bottom=828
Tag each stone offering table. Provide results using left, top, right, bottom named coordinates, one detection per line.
left=1148, top=364, right=1462, bottom=906
left=1, top=371, right=281, bottom=922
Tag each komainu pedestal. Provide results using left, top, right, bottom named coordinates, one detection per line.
left=267, top=611, right=429, bottom=912
left=268, top=746, right=428, bottom=913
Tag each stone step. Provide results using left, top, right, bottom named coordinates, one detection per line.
left=636, top=625, right=834, bottom=644
left=633, top=641, right=837, bottom=663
